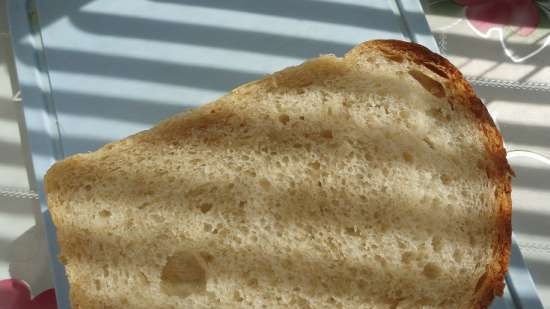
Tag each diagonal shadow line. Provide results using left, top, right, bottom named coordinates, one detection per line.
left=40, top=91, right=191, bottom=125
left=29, top=114, right=472, bottom=179
left=68, top=12, right=356, bottom=58
left=20, top=48, right=264, bottom=92
left=8, top=68, right=443, bottom=154
left=10, top=0, right=93, bottom=41
left=512, top=208, right=550, bottom=239
left=27, top=125, right=549, bottom=199
left=23, top=116, right=519, bottom=200
left=475, top=62, right=501, bottom=80
left=57, top=214, right=475, bottom=308
left=0, top=130, right=111, bottom=159
left=478, top=85, right=550, bottom=105
left=0, top=96, right=20, bottom=121
left=0, top=236, right=12, bottom=262
left=516, top=65, right=545, bottom=84
left=8, top=224, right=54, bottom=297
left=0, top=92, right=179, bottom=125
left=511, top=165, right=550, bottom=191
left=23, top=0, right=547, bottom=66
left=443, top=32, right=549, bottom=64
left=523, top=257, right=550, bottom=287
left=46, top=100, right=496, bottom=248
left=55, top=149, right=483, bottom=248
left=0, top=34, right=19, bottom=93
left=0, top=140, right=28, bottom=167
left=112, top=0, right=411, bottom=32
left=0, top=194, right=37, bottom=216
left=23, top=66, right=526, bottom=193
left=21, top=67, right=479, bottom=166
left=499, top=122, right=550, bottom=149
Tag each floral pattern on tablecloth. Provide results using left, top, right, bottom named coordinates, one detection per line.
left=425, top=0, right=550, bottom=70
left=0, top=279, right=57, bottom=309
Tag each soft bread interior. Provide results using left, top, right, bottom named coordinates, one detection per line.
left=45, top=41, right=509, bottom=309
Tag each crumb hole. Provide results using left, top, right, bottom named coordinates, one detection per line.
left=342, top=99, right=351, bottom=108
left=423, top=137, right=435, bottom=149
left=453, top=249, right=463, bottom=263
left=138, top=271, right=150, bottom=285
left=290, top=296, right=312, bottom=309
left=385, top=54, right=404, bottom=63
left=102, top=265, right=109, bottom=276
left=469, top=234, right=477, bottom=246
left=321, top=130, right=333, bottom=139
left=199, top=203, right=213, bottom=213
left=423, top=62, right=448, bottom=78
left=401, top=251, right=414, bottom=264
left=259, top=178, right=271, bottom=190
left=94, top=279, right=101, bottom=290
left=278, top=114, right=290, bottom=125
left=99, top=209, right=111, bottom=218
left=408, top=69, right=445, bottom=98
left=151, top=214, right=164, bottom=223
left=309, top=161, right=321, bottom=170
left=431, top=236, right=443, bottom=252
left=247, top=278, right=258, bottom=288
left=374, top=254, right=387, bottom=267
left=402, top=151, right=413, bottom=163
left=423, top=263, right=441, bottom=279
left=161, top=251, right=207, bottom=297
left=440, top=174, right=452, bottom=185
left=138, top=202, right=151, bottom=209
left=200, top=252, right=215, bottom=263
left=233, top=290, right=244, bottom=302
left=344, top=226, right=361, bottom=237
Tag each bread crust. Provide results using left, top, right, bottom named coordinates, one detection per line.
left=346, top=40, right=512, bottom=309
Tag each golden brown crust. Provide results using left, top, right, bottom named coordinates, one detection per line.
left=347, top=40, right=512, bottom=309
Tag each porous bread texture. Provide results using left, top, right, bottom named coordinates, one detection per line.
left=45, top=40, right=512, bottom=309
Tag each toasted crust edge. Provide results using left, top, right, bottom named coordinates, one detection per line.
left=347, top=40, right=512, bottom=309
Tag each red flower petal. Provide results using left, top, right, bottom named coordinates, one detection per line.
left=0, top=279, right=31, bottom=309
left=509, top=0, right=540, bottom=36
left=30, top=288, right=57, bottom=309
left=459, top=0, right=540, bottom=36
left=465, top=0, right=511, bottom=34
left=454, top=0, right=490, bottom=5
left=0, top=279, right=57, bottom=309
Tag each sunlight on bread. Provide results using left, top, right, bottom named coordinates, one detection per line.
left=44, top=40, right=512, bottom=309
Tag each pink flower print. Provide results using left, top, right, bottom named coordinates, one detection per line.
left=455, top=0, right=540, bottom=36
left=0, top=279, right=57, bottom=309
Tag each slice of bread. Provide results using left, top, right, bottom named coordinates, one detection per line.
left=45, top=40, right=512, bottom=309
